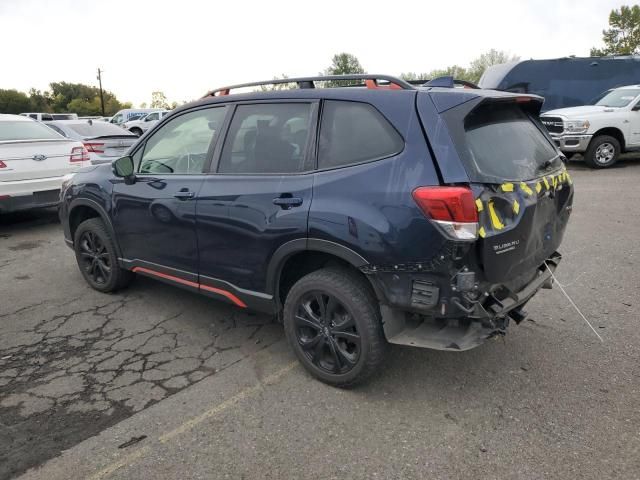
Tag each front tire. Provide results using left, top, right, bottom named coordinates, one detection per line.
left=74, top=218, right=133, bottom=292
left=584, top=135, right=620, bottom=168
left=283, top=268, right=387, bottom=387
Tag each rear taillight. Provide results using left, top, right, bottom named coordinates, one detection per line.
left=412, top=186, right=478, bottom=240
left=84, top=142, right=105, bottom=154
left=0, top=161, right=6, bottom=168
left=70, top=146, right=90, bottom=163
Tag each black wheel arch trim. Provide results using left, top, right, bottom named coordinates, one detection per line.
left=67, top=197, right=123, bottom=258
left=267, top=238, right=379, bottom=303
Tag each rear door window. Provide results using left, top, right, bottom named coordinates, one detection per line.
left=218, top=103, right=313, bottom=174
left=318, top=101, right=403, bottom=169
left=449, top=102, right=561, bottom=183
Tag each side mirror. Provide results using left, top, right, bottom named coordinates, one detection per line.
left=112, top=156, right=136, bottom=185
left=633, top=104, right=640, bottom=111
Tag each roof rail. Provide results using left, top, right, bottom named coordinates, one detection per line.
left=203, top=74, right=416, bottom=97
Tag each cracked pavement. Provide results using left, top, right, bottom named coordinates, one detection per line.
left=0, top=209, right=281, bottom=479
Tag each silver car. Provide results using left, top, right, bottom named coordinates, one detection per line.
left=46, top=120, right=138, bottom=165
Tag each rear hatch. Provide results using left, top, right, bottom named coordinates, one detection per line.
left=0, top=139, right=86, bottom=182
left=418, top=91, right=574, bottom=286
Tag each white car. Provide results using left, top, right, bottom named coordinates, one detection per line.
left=0, top=114, right=90, bottom=213
left=541, top=84, right=640, bottom=168
left=123, top=110, right=171, bottom=136
left=20, top=112, right=79, bottom=121
left=110, top=108, right=163, bottom=128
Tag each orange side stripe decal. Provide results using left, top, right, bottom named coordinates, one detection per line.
left=200, top=284, right=247, bottom=308
left=131, top=267, right=246, bottom=308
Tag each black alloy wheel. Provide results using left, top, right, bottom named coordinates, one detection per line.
left=294, top=291, right=361, bottom=374
left=73, top=218, right=133, bottom=292
left=78, top=230, right=112, bottom=285
left=283, top=268, right=387, bottom=387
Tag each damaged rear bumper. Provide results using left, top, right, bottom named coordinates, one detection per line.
left=376, top=252, right=561, bottom=351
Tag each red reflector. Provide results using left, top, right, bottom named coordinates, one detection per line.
left=515, top=96, right=532, bottom=103
left=84, top=142, right=105, bottom=154
left=70, top=146, right=90, bottom=163
left=412, top=186, right=477, bottom=223
left=0, top=160, right=6, bottom=168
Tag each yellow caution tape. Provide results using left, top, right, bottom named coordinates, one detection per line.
left=535, top=182, right=542, bottom=194
left=513, top=199, right=520, bottom=215
left=543, top=177, right=550, bottom=190
left=520, top=182, right=533, bottom=196
left=475, top=198, right=483, bottom=212
left=552, top=175, right=558, bottom=189
left=500, top=182, right=514, bottom=192
left=488, top=200, right=505, bottom=230
left=478, top=226, right=486, bottom=238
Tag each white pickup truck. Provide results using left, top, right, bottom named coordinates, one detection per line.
left=540, top=84, right=640, bottom=168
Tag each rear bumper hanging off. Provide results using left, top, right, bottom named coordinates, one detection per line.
left=380, top=252, right=562, bottom=351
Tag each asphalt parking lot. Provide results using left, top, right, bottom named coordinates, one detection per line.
left=1, top=160, right=640, bottom=480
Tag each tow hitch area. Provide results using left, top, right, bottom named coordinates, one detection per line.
left=381, top=252, right=561, bottom=351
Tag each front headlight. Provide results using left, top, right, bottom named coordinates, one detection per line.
left=564, top=119, right=590, bottom=134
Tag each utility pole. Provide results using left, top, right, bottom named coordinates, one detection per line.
left=96, top=68, right=105, bottom=116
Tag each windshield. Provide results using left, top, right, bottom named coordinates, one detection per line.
left=0, top=121, right=65, bottom=141
left=446, top=102, right=561, bottom=183
left=595, top=88, right=640, bottom=107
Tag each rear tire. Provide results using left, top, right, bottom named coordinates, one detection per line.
left=130, top=127, right=143, bottom=137
left=584, top=135, right=620, bottom=168
left=283, top=268, right=387, bottom=387
left=74, top=218, right=133, bottom=293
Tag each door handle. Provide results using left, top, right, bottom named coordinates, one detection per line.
left=174, top=189, right=195, bottom=200
left=273, top=196, right=303, bottom=209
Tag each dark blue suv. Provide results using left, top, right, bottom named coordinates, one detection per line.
left=60, top=75, right=573, bottom=386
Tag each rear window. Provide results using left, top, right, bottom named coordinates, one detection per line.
left=450, top=102, right=561, bottom=183
left=0, top=121, right=64, bottom=141
left=65, top=122, right=134, bottom=137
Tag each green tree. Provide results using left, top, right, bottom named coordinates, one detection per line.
left=47, top=81, right=128, bottom=115
left=591, top=5, right=640, bottom=56
left=466, top=49, right=519, bottom=84
left=323, top=53, right=365, bottom=86
left=28, top=88, right=52, bottom=112
left=150, top=91, right=170, bottom=109
left=0, top=89, right=31, bottom=114
left=67, top=97, right=103, bottom=116
left=325, top=53, right=365, bottom=75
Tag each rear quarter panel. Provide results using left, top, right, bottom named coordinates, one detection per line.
left=308, top=90, right=447, bottom=267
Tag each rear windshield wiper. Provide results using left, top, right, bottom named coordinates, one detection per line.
left=538, top=155, right=561, bottom=172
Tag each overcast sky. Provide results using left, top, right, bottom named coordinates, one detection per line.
left=0, top=0, right=625, bottom=106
